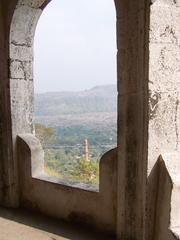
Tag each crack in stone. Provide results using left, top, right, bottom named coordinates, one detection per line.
left=175, top=95, right=179, bottom=150
left=10, top=59, right=31, bottom=63
left=17, top=3, right=38, bottom=10
left=10, top=77, right=33, bottom=82
left=149, top=91, right=161, bottom=120
left=11, top=41, right=31, bottom=48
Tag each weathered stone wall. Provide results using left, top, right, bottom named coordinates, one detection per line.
left=147, top=1, right=180, bottom=240
left=148, top=0, right=180, bottom=173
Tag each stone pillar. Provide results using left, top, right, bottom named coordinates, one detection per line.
left=0, top=0, right=18, bottom=206
left=0, top=0, right=5, bottom=204
left=3, top=0, right=49, bottom=207
left=115, top=0, right=149, bottom=239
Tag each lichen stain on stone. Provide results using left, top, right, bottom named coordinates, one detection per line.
left=149, top=91, right=161, bottom=120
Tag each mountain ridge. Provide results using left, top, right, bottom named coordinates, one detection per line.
left=35, top=84, right=117, bottom=146
left=35, top=84, right=117, bottom=118
left=35, top=84, right=116, bottom=96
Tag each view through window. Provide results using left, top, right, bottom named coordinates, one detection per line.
left=34, top=0, right=117, bottom=187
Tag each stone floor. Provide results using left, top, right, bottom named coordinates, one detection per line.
left=0, top=207, right=114, bottom=240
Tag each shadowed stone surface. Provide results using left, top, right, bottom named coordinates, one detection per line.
left=0, top=207, right=114, bottom=240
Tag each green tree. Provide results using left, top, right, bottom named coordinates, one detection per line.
left=35, top=123, right=55, bottom=147
left=68, top=158, right=99, bottom=185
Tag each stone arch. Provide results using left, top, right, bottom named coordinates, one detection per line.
left=10, top=0, right=51, bottom=136
left=9, top=0, right=118, bottom=205
left=8, top=1, right=119, bottom=234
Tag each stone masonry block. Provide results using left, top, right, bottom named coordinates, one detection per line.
left=10, top=79, right=34, bottom=134
left=10, top=6, right=42, bottom=47
left=10, top=44, right=33, bottom=61
left=10, top=60, right=25, bottom=79
left=10, top=60, right=33, bottom=80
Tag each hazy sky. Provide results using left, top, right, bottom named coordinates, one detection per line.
left=34, top=0, right=116, bottom=93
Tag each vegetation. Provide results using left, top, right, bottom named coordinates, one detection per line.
left=35, top=123, right=54, bottom=145
left=34, top=85, right=117, bottom=186
left=35, top=121, right=116, bottom=186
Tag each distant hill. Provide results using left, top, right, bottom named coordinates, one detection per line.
left=35, top=84, right=117, bottom=146
left=35, top=85, right=117, bottom=127
left=35, top=85, right=117, bottom=116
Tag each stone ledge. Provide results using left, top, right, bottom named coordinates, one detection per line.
left=34, top=173, right=98, bottom=193
left=17, top=134, right=117, bottom=234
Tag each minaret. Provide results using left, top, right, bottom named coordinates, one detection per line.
left=84, top=138, right=89, bottom=162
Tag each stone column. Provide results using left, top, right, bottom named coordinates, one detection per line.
left=4, top=0, right=49, bottom=207
left=115, top=0, right=149, bottom=239
left=0, top=0, right=5, bottom=204
left=0, top=0, right=18, bottom=206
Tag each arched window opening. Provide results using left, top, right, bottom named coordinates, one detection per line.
left=34, top=0, right=117, bottom=187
